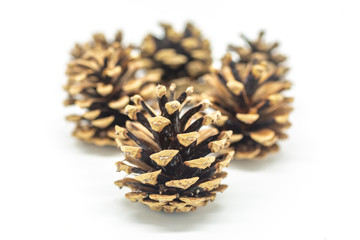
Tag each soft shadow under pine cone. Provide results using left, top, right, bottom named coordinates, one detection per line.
left=119, top=197, right=222, bottom=232
left=75, top=141, right=121, bottom=156
left=230, top=152, right=285, bottom=171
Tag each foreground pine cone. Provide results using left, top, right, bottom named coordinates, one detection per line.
left=229, top=31, right=287, bottom=66
left=64, top=32, right=161, bottom=146
left=114, top=84, right=234, bottom=212
left=204, top=54, right=293, bottom=159
left=140, top=23, right=212, bottom=91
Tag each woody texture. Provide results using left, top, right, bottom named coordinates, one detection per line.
left=64, top=32, right=161, bottom=146
left=204, top=32, right=293, bottom=159
left=140, top=23, right=212, bottom=92
left=114, top=84, right=234, bottom=212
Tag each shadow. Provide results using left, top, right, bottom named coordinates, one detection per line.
left=74, top=141, right=121, bottom=157
left=117, top=197, right=223, bottom=232
left=230, top=152, right=286, bottom=172
left=54, top=121, right=122, bottom=157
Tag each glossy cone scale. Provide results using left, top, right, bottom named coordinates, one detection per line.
left=115, top=85, right=234, bottom=212
left=64, top=32, right=162, bottom=146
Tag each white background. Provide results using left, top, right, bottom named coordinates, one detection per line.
left=1, top=0, right=359, bottom=239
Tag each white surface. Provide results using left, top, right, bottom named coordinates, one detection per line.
left=1, top=0, right=359, bottom=239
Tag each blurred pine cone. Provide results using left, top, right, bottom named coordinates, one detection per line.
left=229, top=31, right=287, bottom=66
left=204, top=53, right=293, bottom=159
left=64, top=32, right=162, bottom=146
left=140, top=23, right=212, bottom=92
left=70, top=32, right=123, bottom=59
left=114, top=84, right=234, bottom=212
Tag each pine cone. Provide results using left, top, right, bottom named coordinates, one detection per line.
left=70, top=32, right=123, bottom=59
left=140, top=23, right=212, bottom=91
left=229, top=31, right=287, bottom=66
left=114, top=84, right=234, bottom=213
left=204, top=54, right=293, bottom=159
left=64, top=32, right=162, bottom=146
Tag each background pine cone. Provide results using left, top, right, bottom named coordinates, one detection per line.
left=140, top=23, right=212, bottom=92
left=228, top=31, right=287, bottom=66
left=204, top=53, right=293, bottom=159
left=70, top=32, right=123, bottom=59
left=114, top=84, right=234, bottom=213
left=64, top=32, right=162, bottom=146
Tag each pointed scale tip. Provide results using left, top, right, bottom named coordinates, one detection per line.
left=155, top=85, right=167, bottom=98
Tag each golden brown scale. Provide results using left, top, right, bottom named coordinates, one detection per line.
left=204, top=53, right=293, bottom=160
left=114, top=84, right=234, bottom=213
left=64, top=32, right=162, bottom=146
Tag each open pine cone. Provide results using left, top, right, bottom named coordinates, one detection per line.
left=204, top=54, right=293, bottom=159
left=140, top=23, right=212, bottom=92
left=114, top=84, right=234, bottom=213
left=229, top=31, right=287, bottom=66
left=64, top=32, right=162, bottom=146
